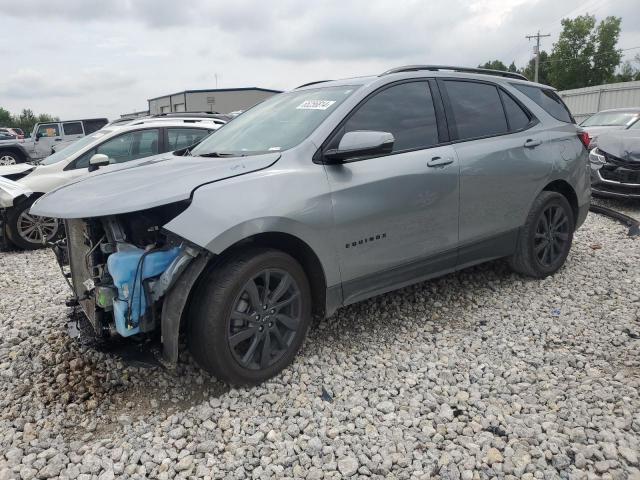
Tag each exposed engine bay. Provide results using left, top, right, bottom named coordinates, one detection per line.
left=55, top=201, right=206, bottom=362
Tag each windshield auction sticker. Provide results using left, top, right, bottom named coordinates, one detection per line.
left=296, top=100, right=336, bottom=110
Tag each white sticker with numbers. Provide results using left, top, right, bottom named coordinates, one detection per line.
left=296, top=100, right=336, bottom=110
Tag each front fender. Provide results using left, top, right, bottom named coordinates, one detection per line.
left=163, top=160, right=340, bottom=287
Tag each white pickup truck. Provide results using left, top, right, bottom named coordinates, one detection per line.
left=0, top=118, right=108, bottom=165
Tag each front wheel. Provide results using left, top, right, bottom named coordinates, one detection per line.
left=188, top=248, right=312, bottom=385
left=509, top=191, right=575, bottom=278
left=0, top=150, right=23, bottom=166
left=5, top=198, right=61, bottom=250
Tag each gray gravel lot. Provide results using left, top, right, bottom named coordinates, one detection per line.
left=1, top=199, right=639, bottom=480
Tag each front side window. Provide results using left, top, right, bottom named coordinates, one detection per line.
left=63, top=122, right=83, bottom=135
left=190, top=86, right=356, bottom=156
left=75, top=129, right=159, bottom=168
left=333, top=81, right=439, bottom=153
left=37, top=124, right=60, bottom=138
left=41, top=130, right=113, bottom=165
left=444, top=81, right=508, bottom=140
left=167, top=128, right=211, bottom=150
left=512, top=84, right=574, bottom=123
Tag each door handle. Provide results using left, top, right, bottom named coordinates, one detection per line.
left=427, top=156, right=453, bottom=167
left=524, top=139, right=541, bottom=148
left=54, top=138, right=62, bottom=141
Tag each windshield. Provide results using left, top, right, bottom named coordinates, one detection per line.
left=581, top=111, right=639, bottom=127
left=190, top=86, right=357, bottom=156
left=39, top=129, right=113, bottom=165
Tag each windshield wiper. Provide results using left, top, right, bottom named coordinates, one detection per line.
left=197, top=152, right=246, bottom=158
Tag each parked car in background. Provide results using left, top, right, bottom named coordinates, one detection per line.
left=31, top=65, right=589, bottom=385
left=580, top=107, right=640, bottom=144
left=0, top=118, right=108, bottom=165
left=0, top=132, right=16, bottom=141
left=589, top=128, right=640, bottom=198
left=0, top=114, right=225, bottom=249
left=0, top=127, right=24, bottom=140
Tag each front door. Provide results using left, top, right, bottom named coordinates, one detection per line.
left=34, top=123, right=62, bottom=159
left=323, top=80, right=459, bottom=304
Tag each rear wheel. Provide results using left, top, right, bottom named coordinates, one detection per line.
left=188, top=248, right=312, bottom=385
left=5, top=198, right=61, bottom=250
left=0, top=150, right=22, bottom=165
left=509, top=191, right=575, bottom=278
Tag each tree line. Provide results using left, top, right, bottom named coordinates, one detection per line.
left=480, top=15, right=640, bottom=90
left=0, top=107, right=59, bottom=137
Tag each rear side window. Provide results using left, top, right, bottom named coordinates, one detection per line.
left=338, top=81, right=439, bottom=152
left=167, top=128, right=211, bottom=150
left=512, top=84, right=574, bottom=123
left=444, top=81, right=508, bottom=140
left=500, top=91, right=531, bottom=131
left=63, top=122, right=83, bottom=135
left=83, top=119, right=108, bottom=134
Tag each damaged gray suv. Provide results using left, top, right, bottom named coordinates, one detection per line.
left=32, top=66, right=590, bottom=385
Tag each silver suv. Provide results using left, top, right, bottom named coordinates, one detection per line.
left=32, top=66, right=590, bottom=385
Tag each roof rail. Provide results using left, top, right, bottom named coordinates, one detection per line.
left=380, top=65, right=528, bottom=81
left=151, top=112, right=224, bottom=118
left=295, top=80, right=333, bottom=89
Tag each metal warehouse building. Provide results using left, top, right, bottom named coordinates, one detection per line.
left=559, top=80, right=640, bottom=123
left=147, top=87, right=282, bottom=115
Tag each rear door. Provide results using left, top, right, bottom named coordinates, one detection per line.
left=323, top=80, right=460, bottom=303
left=439, top=79, right=550, bottom=267
left=62, top=121, right=85, bottom=143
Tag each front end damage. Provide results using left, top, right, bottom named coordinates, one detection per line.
left=59, top=203, right=211, bottom=366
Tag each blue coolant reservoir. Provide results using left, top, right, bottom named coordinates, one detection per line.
left=107, top=246, right=181, bottom=337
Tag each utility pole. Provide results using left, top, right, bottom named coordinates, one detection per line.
left=526, top=31, right=551, bottom=83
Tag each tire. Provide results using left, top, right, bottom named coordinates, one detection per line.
left=509, top=191, right=575, bottom=278
left=5, top=197, right=62, bottom=250
left=188, top=248, right=312, bottom=385
left=0, top=150, right=23, bottom=166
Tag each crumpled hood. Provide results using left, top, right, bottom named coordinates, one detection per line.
left=595, top=130, right=640, bottom=162
left=0, top=177, right=32, bottom=207
left=0, top=163, right=35, bottom=177
left=31, top=152, right=281, bottom=218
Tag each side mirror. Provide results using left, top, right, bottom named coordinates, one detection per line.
left=87, top=153, right=110, bottom=172
left=324, top=130, right=395, bottom=163
left=35, top=133, right=42, bottom=141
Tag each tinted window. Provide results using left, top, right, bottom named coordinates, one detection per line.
left=512, top=85, right=574, bottom=123
left=167, top=128, right=211, bottom=150
left=500, top=91, right=531, bottom=131
left=37, top=124, right=60, bottom=138
left=339, top=81, right=439, bottom=152
left=63, top=122, right=83, bottom=135
left=75, top=129, right=159, bottom=168
left=83, top=119, right=108, bottom=134
left=444, top=81, right=508, bottom=140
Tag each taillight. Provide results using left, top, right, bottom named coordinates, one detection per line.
left=577, top=130, right=590, bottom=149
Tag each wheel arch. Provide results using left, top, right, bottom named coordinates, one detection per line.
left=541, top=179, right=578, bottom=222
left=0, top=146, right=27, bottom=163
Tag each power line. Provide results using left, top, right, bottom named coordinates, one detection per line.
left=538, top=45, right=640, bottom=65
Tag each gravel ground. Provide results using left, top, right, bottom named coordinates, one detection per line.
left=1, top=199, right=639, bottom=480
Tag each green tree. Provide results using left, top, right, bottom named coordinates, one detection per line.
left=479, top=60, right=508, bottom=71
left=615, top=54, right=640, bottom=82
left=0, top=107, right=12, bottom=127
left=508, top=61, right=518, bottom=73
left=521, top=51, right=551, bottom=84
left=548, top=15, right=622, bottom=90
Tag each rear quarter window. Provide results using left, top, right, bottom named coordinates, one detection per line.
left=512, top=84, right=574, bottom=123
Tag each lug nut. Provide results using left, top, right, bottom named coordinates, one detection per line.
left=270, top=309, right=275, bottom=314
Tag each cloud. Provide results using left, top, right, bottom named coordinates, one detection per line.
left=0, top=68, right=137, bottom=99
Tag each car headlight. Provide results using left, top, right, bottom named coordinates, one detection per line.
left=589, top=147, right=606, bottom=169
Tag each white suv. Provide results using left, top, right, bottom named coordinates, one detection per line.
left=0, top=114, right=227, bottom=249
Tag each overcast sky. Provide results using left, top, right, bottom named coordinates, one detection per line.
left=1, top=0, right=639, bottom=120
